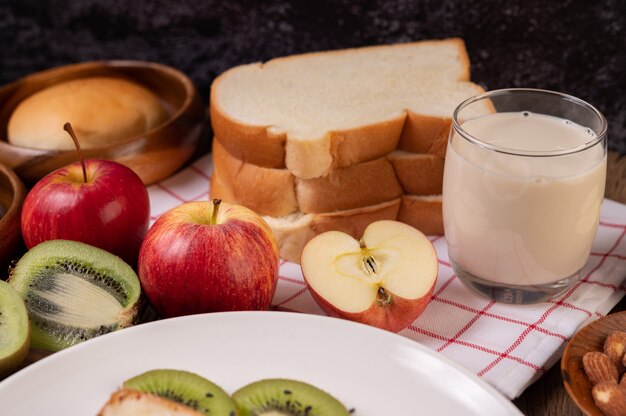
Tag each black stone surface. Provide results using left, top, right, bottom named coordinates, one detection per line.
left=0, top=0, right=624, bottom=153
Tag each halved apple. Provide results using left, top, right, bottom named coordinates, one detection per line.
left=301, top=220, right=438, bottom=332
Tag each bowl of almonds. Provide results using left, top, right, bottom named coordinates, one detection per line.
left=562, top=312, right=626, bottom=416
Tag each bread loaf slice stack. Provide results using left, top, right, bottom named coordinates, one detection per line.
left=210, top=38, right=489, bottom=262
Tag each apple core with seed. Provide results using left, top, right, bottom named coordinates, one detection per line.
left=301, top=220, right=438, bottom=333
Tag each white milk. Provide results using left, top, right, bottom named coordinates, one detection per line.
left=443, top=112, right=606, bottom=286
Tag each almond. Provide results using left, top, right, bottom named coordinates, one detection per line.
left=592, top=382, right=626, bottom=416
left=583, top=351, right=619, bottom=385
left=605, top=331, right=626, bottom=374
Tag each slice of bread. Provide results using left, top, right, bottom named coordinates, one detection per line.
left=398, top=195, right=443, bottom=236
left=98, top=389, right=203, bottom=416
left=213, top=138, right=449, bottom=217
left=211, top=38, right=485, bottom=179
left=211, top=171, right=441, bottom=263
left=212, top=137, right=298, bottom=216
left=213, top=137, right=402, bottom=216
left=388, top=151, right=444, bottom=195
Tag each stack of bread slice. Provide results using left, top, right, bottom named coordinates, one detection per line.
left=210, top=38, right=489, bottom=263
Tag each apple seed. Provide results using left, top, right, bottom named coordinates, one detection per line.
left=359, top=240, right=379, bottom=276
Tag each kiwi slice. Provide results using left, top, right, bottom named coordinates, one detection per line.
left=123, top=369, right=237, bottom=415
left=233, top=379, right=350, bottom=416
left=0, top=280, right=30, bottom=376
left=8, top=240, right=140, bottom=351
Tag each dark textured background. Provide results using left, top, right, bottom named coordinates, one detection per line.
left=0, top=0, right=624, bottom=153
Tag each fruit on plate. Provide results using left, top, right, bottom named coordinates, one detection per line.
left=98, top=389, right=204, bottom=416
left=122, top=369, right=236, bottom=415
left=301, top=220, right=438, bottom=333
left=0, top=280, right=30, bottom=377
left=8, top=240, right=141, bottom=351
left=21, top=123, right=149, bottom=265
left=233, top=378, right=350, bottom=416
left=138, top=199, right=279, bottom=318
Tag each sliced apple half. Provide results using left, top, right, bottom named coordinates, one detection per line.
left=301, top=220, right=438, bottom=332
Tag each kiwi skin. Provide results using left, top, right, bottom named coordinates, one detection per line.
left=233, top=378, right=350, bottom=416
left=123, top=369, right=237, bottom=416
left=8, top=239, right=141, bottom=351
left=0, top=280, right=30, bottom=377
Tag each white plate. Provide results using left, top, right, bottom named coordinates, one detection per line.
left=0, top=312, right=521, bottom=415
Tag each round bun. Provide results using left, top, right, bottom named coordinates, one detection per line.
left=7, top=77, right=168, bottom=150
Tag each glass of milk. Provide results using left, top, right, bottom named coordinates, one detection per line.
left=443, top=88, right=607, bottom=304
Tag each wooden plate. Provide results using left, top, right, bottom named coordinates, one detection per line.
left=0, top=60, right=208, bottom=185
left=0, top=162, right=26, bottom=276
left=562, top=311, right=626, bottom=415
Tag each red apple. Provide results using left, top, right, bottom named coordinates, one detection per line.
left=21, top=125, right=149, bottom=265
left=138, top=199, right=279, bottom=317
left=301, top=220, right=438, bottom=333
left=21, top=159, right=149, bottom=265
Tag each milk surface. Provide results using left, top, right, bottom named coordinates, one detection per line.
left=443, top=112, right=606, bottom=286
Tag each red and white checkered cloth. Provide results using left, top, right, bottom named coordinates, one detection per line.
left=148, top=153, right=626, bottom=399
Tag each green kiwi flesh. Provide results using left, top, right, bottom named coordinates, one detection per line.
left=233, top=378, right=350, bottom=416
left=123, top=369, right=237, bottom=416
left=8, top=240, right=140, bottom=351
left=0, top=280, right=30, bottom=376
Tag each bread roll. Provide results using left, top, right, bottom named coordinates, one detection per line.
left=8, top=77, right=167, bottom=150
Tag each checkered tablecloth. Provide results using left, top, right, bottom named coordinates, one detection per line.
left=148, top=153, right=626, bottom=399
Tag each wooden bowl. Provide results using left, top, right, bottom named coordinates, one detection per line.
left=0, top=60, right=208, bottom=185
left=562, top=311, right=626, bottom=415
left=0, top=163, right=26, bottom=276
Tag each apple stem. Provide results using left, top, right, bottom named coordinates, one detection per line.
left=210, top=199, right=222, bottom=225
left=376, top=287, right=392, bottom=307
left=63, top=122, right=87, bottom=183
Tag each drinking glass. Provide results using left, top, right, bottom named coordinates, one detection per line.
left=443, top=88, right=607, bottom=304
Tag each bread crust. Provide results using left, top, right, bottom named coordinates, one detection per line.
left=213, top=137, right=402, bottom=215
left=398, top=195, right=444, bottom=236
left=211, top=94, right=287, bottom=168
left=209, top=170, right=237, bottom=203
left=311, top=198, right=401, bottom=237
left=297, top=156, right=402, bottom=213
left=387, top=151, right=445, bottom=195
left=212, top=138, right=297, bottom=216
left=284, top=112, right=406, bottom=179
left=397, top=112, right=451, bottom=158
left=210, top=38, right=471, bottom=179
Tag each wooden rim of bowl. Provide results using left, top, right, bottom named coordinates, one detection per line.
left=561, top=311, right=626, bottom=415
left=0, top=162, right=26, bottom=224
left=103, top=60, right=198, bottom=141
left=1, top=59, right=200, bottom=154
